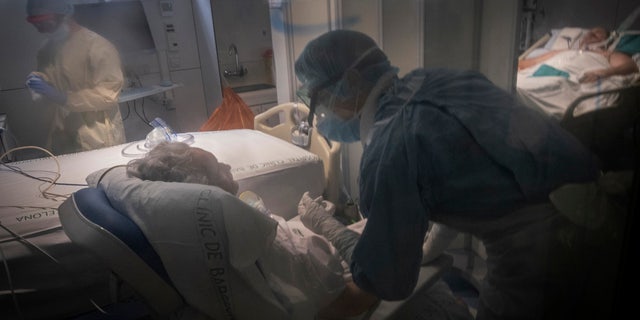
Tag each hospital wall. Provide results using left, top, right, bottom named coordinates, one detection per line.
left=527, top=0, right=640, bottom=43
left=211, top=0, right=274, bottom=89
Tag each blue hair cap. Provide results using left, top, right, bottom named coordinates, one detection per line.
left=295, top=30, right=395, bottom=91
left=27, top=0, right=74, bottom=16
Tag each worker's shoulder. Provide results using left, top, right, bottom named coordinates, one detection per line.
left=405, top=67, right=487, bottom=80
left=77, top=27, right=117, bottom=48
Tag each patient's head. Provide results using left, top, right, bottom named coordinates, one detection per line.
left=580, top=27, right=609, bottom=48
left=127, top=142, right=239, bottom=195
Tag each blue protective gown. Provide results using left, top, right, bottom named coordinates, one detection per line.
left=351, top=68, right=599, bottom=301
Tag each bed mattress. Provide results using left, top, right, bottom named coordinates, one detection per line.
left=0, top=129, right=324, bottom=319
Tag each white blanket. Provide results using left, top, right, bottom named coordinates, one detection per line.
left=87, top=167, right=289, bottom=320
left=87, top=167, right=346, bottom=320
left=517, top=50, right=639, bottom=119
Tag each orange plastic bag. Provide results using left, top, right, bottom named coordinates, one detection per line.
left=199, top=87, right=255, bottom=131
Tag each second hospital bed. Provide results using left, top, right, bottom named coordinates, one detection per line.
left=516, top=27, right=640, bottom=120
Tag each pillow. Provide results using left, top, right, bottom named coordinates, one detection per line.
left=543, top=29, right=562, bottom=50
left=547, top=27, right=586, bottom=50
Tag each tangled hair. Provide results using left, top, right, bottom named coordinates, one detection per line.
left=127, top=141, right=212, bottom=185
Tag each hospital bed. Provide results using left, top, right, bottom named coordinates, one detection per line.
left=516, top=27, right=640, bottom=120
left=1, top=126, right=456, bottom=319
left=57, top=174, right=455, bottom=320
left=0, top=129, right=326, bottom=319
left=254, top=102, right=342, bottom=207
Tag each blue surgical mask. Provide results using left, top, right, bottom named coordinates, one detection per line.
left=316, top=111, right=361, bottom=142
left=47, top=23, right=69, bottom=42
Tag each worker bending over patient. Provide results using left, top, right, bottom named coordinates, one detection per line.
left=90, top=141, right=474, bottom=319
left=25, top=0, right=125, bottom=154
left=295, top=30, right=600, bottom=320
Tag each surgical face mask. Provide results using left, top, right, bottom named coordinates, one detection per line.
left=316, top=104, right=362, bottom=143
left=46, top=22, right=69, bottom=42
left=297, top=47, right=380, bottom=142
left=312, top=72, right=370, bottom=143
left=297, top=82, right=365, bottom=143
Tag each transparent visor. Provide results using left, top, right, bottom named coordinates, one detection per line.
left=296, top=78, right=364, bottom=127
left=296, top=46, right=380, bottom=126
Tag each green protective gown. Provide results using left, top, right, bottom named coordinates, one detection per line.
left=37, top=26, right=125, bottom=154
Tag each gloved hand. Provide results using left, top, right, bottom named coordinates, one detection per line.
left=26, top=74, right=67, bottom=105
left=421, top=223, right=458, bottom=265
left=298, top=191, right=360, bottom=264
left=297, top=191, right=336, bottom=234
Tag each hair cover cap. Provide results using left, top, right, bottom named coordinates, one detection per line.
left=26, top=0, right=74, bottom=17
left=295, top=30, right=394, bottom=91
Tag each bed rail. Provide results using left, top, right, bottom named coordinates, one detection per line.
left=561, top=84, right=640, bottom=171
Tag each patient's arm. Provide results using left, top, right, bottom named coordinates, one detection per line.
left=580, top=51, right=640, bottom=83
left=318, top=281, right=379, bottom=319
left=518, top=50, right=565, bottom=70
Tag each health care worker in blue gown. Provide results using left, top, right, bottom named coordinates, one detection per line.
left=295, top=30, right=600, bottom=320
left=25, top=0, right=125, bottom=155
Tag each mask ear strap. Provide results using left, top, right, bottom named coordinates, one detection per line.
left=307, top=89, right=319, bottom=125
left=306, top=77, right=336, bottom=125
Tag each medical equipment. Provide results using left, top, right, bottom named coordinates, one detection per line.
left=291, top=120, right=312, bottom=148
left=290, top=102, right=313, bottom=148
left=145, top=117, right=177, bottom=148
left=119, top=118, right=195, bottom=157
left=617, top=5, right=640, bottom=34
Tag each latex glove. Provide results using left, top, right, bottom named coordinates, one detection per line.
left=421, top=223, right=458, bottom=265
left=297, top=191, right=336, bottom=234
left=26, top=74, right=67, bottom=105
left=297, top=191, right=360, bottom=264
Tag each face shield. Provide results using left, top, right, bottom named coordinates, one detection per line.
left=296, top=47, right=380, bottom=142
left=26, top=0, right=74, bottom=39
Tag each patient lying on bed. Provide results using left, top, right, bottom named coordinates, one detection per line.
left=89, top=141, right=473, bottom=320
left=516, top=27, right=640, bottom=119
left=518, top=27, right=639, bottom=82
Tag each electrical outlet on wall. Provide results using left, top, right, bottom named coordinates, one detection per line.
left=159, top=0, right=174, bottom=17
left=0, top=113, right=6, bottom=133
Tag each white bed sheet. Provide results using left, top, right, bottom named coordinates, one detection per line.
left=516, top=50, right=639, bottom=119
left=0, top=129, right=324, bottom=319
